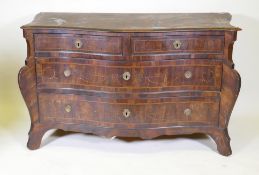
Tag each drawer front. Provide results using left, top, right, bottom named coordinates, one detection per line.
left=34, top=34, right=122, bottom=55
left=132, top=36, right=224, bottom=54
left=36, top=59, right=222, bottom=92
left=38, top=93, right=219, bottom=127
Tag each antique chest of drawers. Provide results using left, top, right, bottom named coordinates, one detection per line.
left=19, top=13, right=241, bottom=155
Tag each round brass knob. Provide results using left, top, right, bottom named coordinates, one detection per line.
left=173, top=40, right=182, bottom=49
left=64, top=69, right=71, bottom=77
left=75, top=39, right=83, bottom=49
left=123, top=109, right=131, bottom=118
left=65, top=105, right=72, bottom=113
left=122, top=72, right=131, bottom=81
left=184, top=71, right=192, bottom=79
left=184, top=108, right=192, bottom=116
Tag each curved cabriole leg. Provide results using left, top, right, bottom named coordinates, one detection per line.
left=19, top=30, right=43, bottom=150
left=209, top=129, right=232, bottom=156
left=27, top=124, right=48, bottom=150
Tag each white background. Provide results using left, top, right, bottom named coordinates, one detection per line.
left=0, top=0, right=259, bottom=175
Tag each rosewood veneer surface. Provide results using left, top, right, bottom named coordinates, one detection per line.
left=19, top=12, right=241, bottom=156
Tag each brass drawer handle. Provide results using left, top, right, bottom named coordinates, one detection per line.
left=173, top=40, right=182, bottom=49
left=65, top=105, right=72, bottom=113
left=122, top=72, right=131, bottom=81
left=64, top=69, right=71, bottom=77
left=123, top=109, right=131, bottom=118
left=184, top=108, right=192, bottom=116
left=75, top=39, right=83, bottom=49
left=184, top=71, right=192, bottom=79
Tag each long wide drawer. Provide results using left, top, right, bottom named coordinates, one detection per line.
left=36, top=58, right=222, bottom=92
left=38, top=93, right=219, bottom=127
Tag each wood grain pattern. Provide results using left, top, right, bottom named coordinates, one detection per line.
left=35, top=34, right=122, bottom=55
left=19, top=13, right=241, bottom=156
left=36, top=58, right=222, bottom=92
left=38, top=93, right=219, bottom=127
left=132, top=35, right=224, bottom=54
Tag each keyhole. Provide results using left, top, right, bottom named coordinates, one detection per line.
left=75, top=39, right=82, bottom=48
left=123, top=109, right=130, bottom=118
left=173, top=40, right=181, bottom=49
left=123, top=72, right=131, bottom=81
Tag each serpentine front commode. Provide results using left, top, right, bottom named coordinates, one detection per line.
left=19, top=12, right=241, bottom=156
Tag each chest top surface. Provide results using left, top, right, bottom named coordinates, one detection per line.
left=21, top=12, right=240, bottom=32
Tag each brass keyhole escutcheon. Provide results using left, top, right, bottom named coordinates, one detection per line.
left=184, top=70, right=192, bottom=79
left=75, top=39, right=83, bottom=49
left=123, top=109, right=131, bottom=118
left=173, top=40, right=182, bottom=49
left=65, top=105, right=72, bottom=113
left=64, top=68, right=71, bottom=77
left=123, top=72, right=131, bottom=81
left=184, top=108, right=192, bottom=116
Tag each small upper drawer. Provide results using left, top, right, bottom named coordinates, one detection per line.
left=132, top=35, right=224, bottom=54
left=34, top=34, right=122, bottom=55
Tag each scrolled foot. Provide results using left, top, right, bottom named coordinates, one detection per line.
left=27, top=124, right=47, bottom=150
left=210, top=129, right=232, bottom=156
